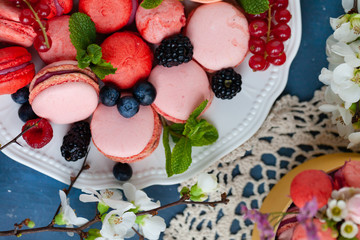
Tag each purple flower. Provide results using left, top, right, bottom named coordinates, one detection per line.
left=296, top=198, right=320, bottom=240
left=241, top=205, right=275, bottom=240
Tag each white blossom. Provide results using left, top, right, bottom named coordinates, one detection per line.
left=138, top=215, right=166, bottom=240
left=326, top=35, right=345, bottom=70
left=340, top=220, right=359, bottom=238
left=100, top=209, right=136, bottom=240
left=342, top=0, right=360, bottom=13
left=348, top=132, right=360, bottom=148
left=197, top=173, right=218, bottom=193
left=123, top=183, right=160, bottom=211
left=331, top=40, right=360, bottom=67
left=327, top=199, right=348, bottom=222
left=331, top=18, right=358, bottom=43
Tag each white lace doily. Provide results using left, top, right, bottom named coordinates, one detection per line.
left=164, top=87, right=355, bottom=240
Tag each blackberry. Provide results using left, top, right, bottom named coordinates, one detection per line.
left=61, top=121, right=91, bottom=162
left=155, top=34, right=193, bottom=67
left=211, top=68, right=242, bottom=100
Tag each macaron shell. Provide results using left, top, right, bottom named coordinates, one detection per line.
left=101, top=32, right=153, bottom=89
left=0, top=64, right=35, bottom=95
left=38, top=15, right=77, bottom=64
left=0, top=0, right=21, bottom=22
left=149, top=61, right=213, bottom=123
left=0, top=46, right=32, bottom=71
left=79, top=0, right=132, bottom=34
left=136, top=0, right=186, bottom=44
left=30, top=77, right=99, bottom=124
left=91, top=104, right=161, bottom=163
left=185, top=2, right=249, bottom=71
left=0, top=19, right=36, bottom=47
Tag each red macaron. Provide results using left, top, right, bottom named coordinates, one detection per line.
left=40, top=0, right=73, bottom=19
left=101, top=32, right=153, bottom=89
left=0, top=47, right=35, bottom=95
left=79, top=0, right=132, bottom=34
left=37, top=15, right=77, bottom=64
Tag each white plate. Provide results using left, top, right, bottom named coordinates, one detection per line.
left=0, top=0, right=301, bottom=189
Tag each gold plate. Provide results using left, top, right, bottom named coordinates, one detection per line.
left=252, top=153, right=360, bottom=240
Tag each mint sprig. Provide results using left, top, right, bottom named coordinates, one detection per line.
left=140, top=0, right=163, bottom=9
left=163, top=100, right=219, bottom=177
left=237, top=0, right=269, bottom=15
left=69, top=12, right=117, bottom=79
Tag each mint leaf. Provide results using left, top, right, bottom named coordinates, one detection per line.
left=87, top=44, right=102, bottom=64
left=171, top=137, right=192, bottom=174
left=188, top=119, right=218, bottom=146
left=169, top=123, right=185, bottom=143
left=184, top=100, right=208, bottom=135
left=237, top=0, right=269, bottom=14
left=140, top=0, right=163, bottom=9
left=90, top=59, right=117, bottom=80
left=163, top=126, right=173, bottom=177
left=76, top=49, right=91, bottom=69
left=69, top=12, right=96, bottom=51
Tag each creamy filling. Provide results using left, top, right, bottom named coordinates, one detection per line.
left=53, top=0, right=64, bottom=16
left=0, top=62, right=30, bottom=75
left=33, top=70, right=92, bottom=88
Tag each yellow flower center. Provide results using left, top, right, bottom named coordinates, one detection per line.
left=332, top=206, right=341, bottom=217
left=344, top=225, right=354, bottom=234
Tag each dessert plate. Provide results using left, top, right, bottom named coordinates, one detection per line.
left=251, top=153, right=360, bottom=240
left=0, top=0, right=302, bottom=190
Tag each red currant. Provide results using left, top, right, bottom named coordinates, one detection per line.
left=274, top=0, right=289, bottom=9
left=35, top=3, right=50, bottom=18
left=272, top=23, right=291, bottom=41
left=265, top=39, right=284, bottom=57
left=249, top=55, right=268, bottom=71
left=32, top=20, right=48, bottom=33
left=28, top=0, right=40, bottom=3
left=249, top=38, right=266, bottom=55
left=267, top=52, right=287, bottom=66
left=247, top=12, right=268, bottom=21
left=249, top=20, right=268, bottom=38
left=14, top=0, right=27, bottom=8
left=274, top=9, right=292, bottom=23
left=33, top=34, right=52, bottom=52
left=20, top=9, right=35, bottom=26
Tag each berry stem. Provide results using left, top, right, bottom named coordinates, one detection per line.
left=266, top=4, right=272, bottom=43
left=22, top=0, right=50, bottom=49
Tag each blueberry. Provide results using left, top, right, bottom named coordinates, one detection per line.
left=113, top=162, right=132, bottom=181
left=18, top=102, right=38, bottom=122
left=11, top=87, right=29, bottom=104
left=100, top=85, right=121, bottom=106
left=133, top=81, right=156, bottom=106
left=117, top=96, right=139, bottom=118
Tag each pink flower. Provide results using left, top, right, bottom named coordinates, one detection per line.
left=347, top=194, right=360, bottom=224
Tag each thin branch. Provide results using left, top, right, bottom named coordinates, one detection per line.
left=132, top=227, right=144, bottom=240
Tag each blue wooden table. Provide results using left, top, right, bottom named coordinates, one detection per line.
left=0, top=0, right=344, bottom=239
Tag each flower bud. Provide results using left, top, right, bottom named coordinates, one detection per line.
left=54, top=213, right=66, bottom=226
left=197, top=173, right=218, bottom=193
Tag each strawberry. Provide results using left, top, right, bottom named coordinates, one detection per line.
left=22, top=118, right=53, bottom=149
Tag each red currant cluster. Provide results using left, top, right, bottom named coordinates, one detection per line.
left=247, top=0, right=292, bottom=71
left=9, top=0, right=52, bottom=52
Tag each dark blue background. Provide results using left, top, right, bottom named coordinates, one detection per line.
left=0, top=0, right=344, bottom=239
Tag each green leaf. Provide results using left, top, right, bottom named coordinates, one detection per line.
left=87, top=44, right=102, bottom=65
left=163, top=126, right=173, bottom=177
left=76, top=49, right=91, bottom=69
left=169, top=123, right=185, bottom=143
left=188, top=120, right=219, bottom=146
left=140, top=0, right=163, bottom=9
left=180, top=186, right=190, bottom=197
left=69, top=12, right=96, bottom=51
left=190, top=184, right=203, bottom=197
left=85, top=229, right=102, bottom=240
left=171, top=137, right=192, bottom=174
left=97, top=202, right=109, bottom=215
left=237, top=0, right=269, bottom=15
left=184, top=100, right=208, bottom=135
left=90, top=59, right=117, bottom=80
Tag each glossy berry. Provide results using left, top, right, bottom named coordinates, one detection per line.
left=272, top=23, right=291, bottom=41
left=18, top=102, right=38, bottom=122
left=265, top=39, right=284, bottom=57
left=117, top=96, right=140, bottom=118
left=211, top=68, right=242, bottom=100
left=247, top=12, right=267, bottom=21
left=35, top=3, right=50, bottom=18
left=11, top=87, right=29, bottom=104
left=249, top=38, right=266, bottom=55
left=22, top=118, right=53, bottom=149
left=249, top=55, right=268, bottom=71
left=14, top=0, right=26, bottom=8
left=28, top=0, right=40, bottom=3
left=113, top=162, right=133, bottom=181
left=274, top=0, right=289, bottom=9
left=274, top=9, right=292, bottom=23
left=132, top=81, right=156, bottom=106
left=249, top=20, right=268, bottom=38
left=155, top=34, right=193, bottom=67
left=100, top=85, right=121, bottom=106
left=32, top=19, right=48, bottom=33
left=20, top=9, right=35, bottom=25
left=267, top=52, right=287, bottom=66
left=33, top=34, right=52, bottom=52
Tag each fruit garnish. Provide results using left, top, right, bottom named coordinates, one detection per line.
left=11, top=87, right=29, bottom=104
left=18, top=102, right=38, bottom=122
left=68, top=12, right=117, bottom=79
left=22, top=118, right=53, bottom=149
left=237, top=0, right=269, bottom=15
left=61, top=121, right=91, bottom=162
left=117, top=96, right=140, bottom=118
left=140, top=0, right=163, bottom=9
left=211, top=68, right=242, bottom=100
left=113, top=162, right=133, bottom=181
left=132, top=81, right=156, bottom=106
left=99, top=85, right=121, bottom=107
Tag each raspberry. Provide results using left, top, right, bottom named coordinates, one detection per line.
left=22, top=118, right=53, bottom=149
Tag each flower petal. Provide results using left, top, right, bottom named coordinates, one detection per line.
left=141, top=216, right=166, bottom=240
left=348, top=132, right=360, bottom=148
left=123, top=183, right=136, bottom=202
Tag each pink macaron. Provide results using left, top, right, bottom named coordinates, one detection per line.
left=29, top=60, right=99, bottom=124
left=91, top=104, right=161, bottom=163
left=37, top=15, right=77, bottom=64
left=136, top=0, right=186, bottom=44
left=148, top=60, right=213, bottom=123
left=40, top=0, right=73, bottom=19
left=185, top=2, right=249, bottom=72
left=292, top=219, right=335, bottom=240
